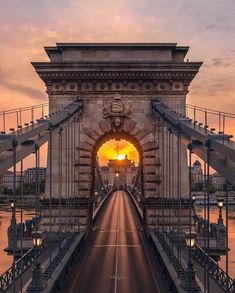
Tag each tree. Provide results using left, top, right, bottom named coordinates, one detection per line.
left=192, top=182, right=203, bottom=191
left=2, top=186, right=12, bottom=194
left=208, top=185, right=216, bottom=194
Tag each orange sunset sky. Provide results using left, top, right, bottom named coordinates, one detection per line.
left=0, top=0, right=234, bottom=168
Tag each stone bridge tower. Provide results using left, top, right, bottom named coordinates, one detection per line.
left=32, top=43, right=202, bottom=232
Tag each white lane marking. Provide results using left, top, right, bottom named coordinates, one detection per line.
left=94, top=244, right=141, bottom=247
left=114, top=191, right=120, bottom=293
left=110, top=274, right=126, bottom=280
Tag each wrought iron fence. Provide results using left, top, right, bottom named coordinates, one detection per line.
left=155, top=231, right=186, bottom=281
left=193, top=244, right=235, bottom=292
left=0, top=247, right=43, bottom=292
left=43, top=233, right=76, bottom=280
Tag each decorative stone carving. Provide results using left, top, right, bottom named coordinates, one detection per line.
left=103, top=94, right=132, bottom=118
left=103, top=94, right=132, bottom=132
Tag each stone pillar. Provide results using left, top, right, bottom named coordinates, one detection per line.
left=32, top=43, right=202, bottom=233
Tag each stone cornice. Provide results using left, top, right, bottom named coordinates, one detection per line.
left=36, top=70, right=197, bottom=82
left=32, top=61, right=202, bottom=70
left=47, top=90, right=189, bottom=96
left=32, top=61, right=202, bottom=83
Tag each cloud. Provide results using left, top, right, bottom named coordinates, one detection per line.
left=205, top=24, right=216, bottom=31
left=211, top=58, right=231, bottom=67
left=0, top=66, right=46, bottom=101
left=0, top=0, right=234, bottom=113
left=1, top=79, right=46, bottom=101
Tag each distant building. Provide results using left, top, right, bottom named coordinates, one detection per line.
left=209, top=173, right=226, bottom=191
left=0, top=175, right=3, bottom=191
left=2, top=171, right=22, bottom=190
left=191, top=160, right=203, bottom=184
left=190, top=161, right=227, bottom=191
left=24, top=167, right=46, bottom=183
left=100, top=155, right=138, bottom=187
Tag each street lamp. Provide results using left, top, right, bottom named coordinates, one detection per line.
left=27, top=231, right=44, bottom=293
left=94, top=191, right=98, bottom=207
left=185, top=231, right=197, bottom=250
left=217, top=197, right=224, bottom=220
left=10, top=199, right=16, bottom=224
left=32, top=231, right=43, bottom=249
left=10, top=200, right=15, bottom=209
left=182, top=231, right=200, bottom=292
left=7, top=200, right=17, bottom=252
left=115, top=171, right=120, bottom=178
left=192, top=195, right=197, bottom=215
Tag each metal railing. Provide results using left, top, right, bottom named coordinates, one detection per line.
left=0, top=100, right=74, bottom=134
left=0, top=103, right=48, bottom=134
left=155, top=231, right=187, bottom=281
left=155, top=231, right=235, bottom=292
left=173, top=101, right=235, bottom=136
left=186, top=104, right=235, bottom=136
left=0, top=247, right=43, bottom=292
left=43, top=233, right=76, bottom=280
left=193, top=244, right=235, bottom=292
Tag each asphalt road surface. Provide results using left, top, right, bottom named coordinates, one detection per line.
left=68, top=191, right=159, bottom=293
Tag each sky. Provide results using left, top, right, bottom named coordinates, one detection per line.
left=0, top=0, right=234, bottom=167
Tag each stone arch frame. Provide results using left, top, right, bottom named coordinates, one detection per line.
left=82, top=117, right=158, bottom=176
left=91, top=131, right=144, bottom=195
left=79, top=114, right=161, bottom=229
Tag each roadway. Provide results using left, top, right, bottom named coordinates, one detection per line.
left=68, top=191, right=160, bottom=293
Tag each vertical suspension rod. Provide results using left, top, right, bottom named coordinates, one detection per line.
left=12, top=138, right=18, bottom=293
left=206, top=141, right=211, bottom=292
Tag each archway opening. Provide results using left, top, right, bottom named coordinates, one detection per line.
left=97, top=138, right=140, bottom=190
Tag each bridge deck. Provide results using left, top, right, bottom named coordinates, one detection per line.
left=67, top=191, right=161, bottom=293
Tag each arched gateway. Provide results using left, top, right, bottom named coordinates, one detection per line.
left=32, top=43, right=202, bottom=232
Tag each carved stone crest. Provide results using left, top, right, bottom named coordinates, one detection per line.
left=103, top=94, right=132, bottom=132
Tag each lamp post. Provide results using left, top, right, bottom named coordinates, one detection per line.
left=216, top=196, right=226, bottom=251
left=217, top=197, right=224, bottom=222
left=27, top=231, right=44, bottom=293
left=10, top=199, right=16, bottom=226
left=94, top=191, right=98, bottom=210
left=192, top=195, right=197, bottom=223
left=7, top=200, right=17, bottom=252
left=182, top=231, right=200, bottom=292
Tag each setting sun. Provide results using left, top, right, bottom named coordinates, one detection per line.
left=116, top=154, right=126, bottom=160
left=97, top=139, right=139, bottom=166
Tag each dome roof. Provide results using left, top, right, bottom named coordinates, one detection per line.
left=193, top=160, right=201, bottom=166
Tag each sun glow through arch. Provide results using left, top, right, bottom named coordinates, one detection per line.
left=97, top=139, right=139, bottom=166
